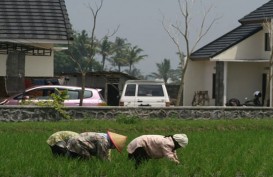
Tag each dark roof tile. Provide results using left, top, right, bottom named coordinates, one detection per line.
left=239, top=0, right=273, bottom=23
left=190, top=24, right=262, bottom=60
left=0, top=0, right=73, bottom=43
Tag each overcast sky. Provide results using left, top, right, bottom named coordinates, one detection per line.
left=65, top=0, right=269, bottom=75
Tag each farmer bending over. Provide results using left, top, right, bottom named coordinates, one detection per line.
left=46, top=131, right=79, bottom=156
left=66, top=131, right=127, bottom=161
left=127, top=134, right=188, bottom=169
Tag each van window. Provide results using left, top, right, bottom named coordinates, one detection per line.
left=138, top=85, right=164, bottom=97
left=125, top=84, right=136, bottom=96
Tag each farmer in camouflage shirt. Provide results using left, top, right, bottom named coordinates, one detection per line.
left=66, top=131, right=127, bottom=161
left=47, top=131, right=79, bottom=156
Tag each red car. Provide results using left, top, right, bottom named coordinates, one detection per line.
left=0, top=85, right=107, bottom=106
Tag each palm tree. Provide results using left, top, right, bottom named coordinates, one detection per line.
left=149, top=58, right=171, bottom=84
left=109, top=37, right=129, bottom=72
left=97, top=36, right=113, bottom=70
left=124, top=67, right=144, bottom=79
left=126, top=45, right=147, bottom=73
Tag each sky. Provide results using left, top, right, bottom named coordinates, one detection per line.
left=65, top=0, right=269, bottom=75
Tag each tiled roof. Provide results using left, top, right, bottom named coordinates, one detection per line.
left=239, top=0, right=273, bottom=24
left=0, top=0, right=73, bottom=43
left=190, top=24, right=262, bottom=60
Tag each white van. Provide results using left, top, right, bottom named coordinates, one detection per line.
left=119, top=80, right=170, bottom=107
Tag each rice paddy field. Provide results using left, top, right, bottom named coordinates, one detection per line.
left=1, top=117, right=273, bottom=177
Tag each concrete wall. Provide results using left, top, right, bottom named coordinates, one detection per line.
left=184, top=60, right=216, bottom=106
left=25, top=55, right=54, bottom=77
left=0, top=53, right=54, bottom=77
left=214, top=29, right=270, bottom=60
left=1, top=106, right=272, bottom=122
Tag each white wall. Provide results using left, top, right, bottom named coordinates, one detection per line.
left=0, top=50, right=54, bottom=77
left=25, top=55, right=54, bottom=77
left=214, top=29, right=270, bottom=60
left=184, top=60, right=216, bottom=106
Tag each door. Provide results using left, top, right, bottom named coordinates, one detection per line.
left=107, top=84, right=120, bottom=106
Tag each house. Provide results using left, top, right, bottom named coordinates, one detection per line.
left=184, top=0, right=273, bottom=106
left=0, top=0, right=73, bottom=98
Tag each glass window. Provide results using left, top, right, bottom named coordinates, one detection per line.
left=125, top=84, right=136, bottom=96
left=138, top=85, right=164, bottom=97
left=265, top=33, right=271, bottom=51
left=83, top=90, right=92, bottom=98
left=67, top=90, right=79, bottom=99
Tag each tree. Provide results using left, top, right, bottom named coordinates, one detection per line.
left=67, top=0, right=104, bottom=106
left=109, top=37, right=129, bottom=72
left=54, top=50, right=77, bottom=74
left=55, top=30, right=104, bottom=74
left=262, top=19, right=273, bottom=107
left=124, top=67, right=144, bottom=79
left=126, top=45, right=147, bottom=73
left=97, top=36, right=113, bottom=70
left=169, top=63, right=182, bottom=84
left=162, top=0, right=217, bottom=106
left=149, top=58, right=172, bottom=84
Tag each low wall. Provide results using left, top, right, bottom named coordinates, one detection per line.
left=1, top=106, right=273, bottom=122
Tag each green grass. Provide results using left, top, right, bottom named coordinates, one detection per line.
left=1, top=118, right=273, bottom=176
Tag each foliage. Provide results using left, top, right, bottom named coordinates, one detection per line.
left=1, top=119, right=273, bottom=176
left=55, top=32, right=147, bottom=76
left=49, top=89, right=71, bottom=119
left=149, top=58, right=171, bottom=83
left=126, top=45, right=147, bottom=73
left=20, top=89, right=70, bottom=119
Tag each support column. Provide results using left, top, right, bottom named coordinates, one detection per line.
left=215, top=61, right=224, bottom=106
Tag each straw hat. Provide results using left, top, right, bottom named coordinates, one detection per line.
left=173, top=134, right=188, bottom=148
left=107, top=131, right=127, bottom=152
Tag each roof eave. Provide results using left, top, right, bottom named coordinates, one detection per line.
left=239, top=19, right=271, bottom=24
left=0, top=39, right=73, bottom=45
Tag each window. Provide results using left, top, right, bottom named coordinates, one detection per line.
left=67, top=90, right=79, bottom=99
left=137, top=85, right=164, bottom=97
left=83, top=90, right=92, bottom=98
left=265, top=33, right=271, bottom=51
left=125, top=84, right=136, bottom=96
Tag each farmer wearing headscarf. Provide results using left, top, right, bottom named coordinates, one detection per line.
left=66, top=131, right=127, bottom=161
left=46, top=131, right=79, bottom=156
left=127, top=134, right=188, bottom=168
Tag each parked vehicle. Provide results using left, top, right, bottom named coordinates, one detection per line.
left=226, top=91, right=262, bottom=106
left=0, top=85, right=106, bottom=106
left=119, top=80, right=170, bottom=107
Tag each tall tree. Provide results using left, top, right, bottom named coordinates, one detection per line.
left=124, top=67, right=144, bottom=79
left=262, top=20, right=273, bottom=107
left=97, top=36, right=113, bottom=70
left=149, top=58, right=172, bottom=84
left=162, top=0, right=217, bottom=106
left=68, top=0, right=104, bottom=106
left=126, top=45, right=147, bottom=73
left=109, top=37, right=129, bottom=72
